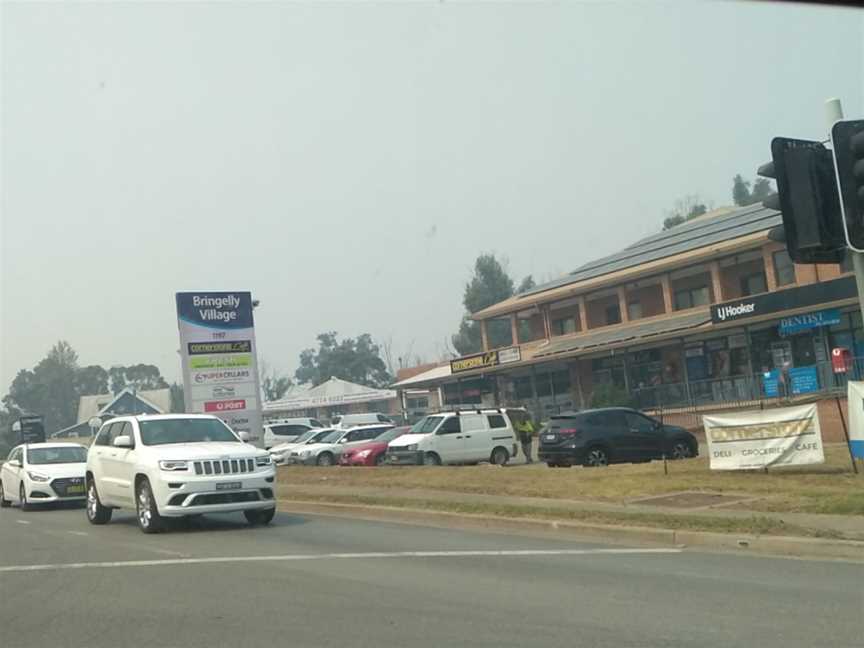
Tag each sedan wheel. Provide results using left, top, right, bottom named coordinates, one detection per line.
left=0, top=482, right=10, bottom=508
left=19, top=483, right=31, bottom=511
left=584, top=448, right=609, bottom=468
left=670, top=442, right=692, bottom=460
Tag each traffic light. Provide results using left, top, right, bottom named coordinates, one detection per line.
left=757, top=137, right=845, bottom=264
left=830, top=119, right=864, bottom=252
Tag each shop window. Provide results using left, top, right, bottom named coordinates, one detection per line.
left=553, top=317, right=577, bottom=336
left=605, top=304, right=621, bottom=325
left=674, top=286, right=710, bottom=310
left=406, top=397, right=428, bottom=409
left=739, top=272, right=767, bottom=297
left=840, top=252, right=853, bottom=274
left=773, top=250, right=796, bottom=286
left=551, top=369, right=571, bottom=395
left=514, top=376, right=533, bottom=400
left=627, top=301, right=643, bottom=320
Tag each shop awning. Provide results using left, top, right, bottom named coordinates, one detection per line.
left=534, top=310, right=711, bottom=358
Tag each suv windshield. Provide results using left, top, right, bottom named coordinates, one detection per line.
left=27, top=446, right=87, bottom=464
left=139, top=418, right=238, bottom=446
left=411, top=416, right=443, bottom=434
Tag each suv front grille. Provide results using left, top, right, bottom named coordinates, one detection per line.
left=50, top=477, right=86, bottom=498
left=193, top=458, right=255, bottom=476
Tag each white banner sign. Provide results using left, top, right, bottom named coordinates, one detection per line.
left=176, top=292, right=264, bottom=446
left=846, top=381, right=864, bottom=460
left=703, top=404, right=824, bottom=470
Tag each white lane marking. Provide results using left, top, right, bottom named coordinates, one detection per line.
left=0, top=548, right=681, bottom=574
left=15, top=520, right=31, bottom=525
left=67, top=531, right=88, bottom=536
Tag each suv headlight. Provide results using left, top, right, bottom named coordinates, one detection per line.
left=27, top=471, right=50, bottom=482
left=256, top=455, right=273, bottom=466
left=158, top=460, right=189, bottom=471
left=405, top=444, right=418, bottom=452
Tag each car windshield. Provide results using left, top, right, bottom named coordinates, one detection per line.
left=379, top=427, right=407, bottom=443
left=26, top=446, right=87, bottom=464
left=139, top=418, right=238, bottom=446
left=319, top=430, right=344, bottom=444
left=411, top=416, right=442, bottom=434
left=291, top=429, right=319, bottom=444
left=307, top=429, right=336, bottom=443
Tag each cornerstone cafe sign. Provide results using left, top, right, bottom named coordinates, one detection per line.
left=710, top=276, right=856, bottom=325
left=450, top=346, right=522, bottom=375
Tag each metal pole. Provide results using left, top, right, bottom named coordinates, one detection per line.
left=835, top=396, right=859, bottom=474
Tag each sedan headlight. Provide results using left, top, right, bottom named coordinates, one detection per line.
left=27, top=471, right=50, bottom=482
left=356, top=449, right=372, bottom=459
left=158, top=460, right=189, bottom=471
left=256, top=455, right=273, bottom=466
left=299, top=450, right=312, bottom=459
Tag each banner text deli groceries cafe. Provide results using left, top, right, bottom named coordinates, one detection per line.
left=176, top=292, right=264, bottom=445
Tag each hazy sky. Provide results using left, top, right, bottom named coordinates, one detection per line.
left=2, top=0, right=863, bottom=390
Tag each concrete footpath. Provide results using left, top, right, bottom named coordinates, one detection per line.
left=277, top=482, right=864, bottom=561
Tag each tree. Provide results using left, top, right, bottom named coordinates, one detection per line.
left=662, top=195, right=708, bottom=231
left=2, top=341, right=80, bottom=433
left=589, top=383, right=635, bottom=408
left=169, top=383, right=185, bottom=413
left=295, top=332, right=392, bottom=388
left=259, top=362, right=292, bottom=402
left=517, top=275, right=536, bottom=294
left=732, top=174, right=774, bottom=206
left=75, top=365, right=109, bottom=396
left=108, top=364, right=169, bottom=393
left=452, top=254, right=516, bottom=355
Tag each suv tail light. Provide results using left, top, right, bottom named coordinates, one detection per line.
left=558, top=428, right=581, bottom=436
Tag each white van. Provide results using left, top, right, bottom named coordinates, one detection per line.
left=331, top=413, right=393, bottom=428
left=386, top=410, right=518, bottom=466
left=262, top=417, right=324, bottom=449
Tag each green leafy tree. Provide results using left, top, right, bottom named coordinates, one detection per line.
left=75, top=365, right=109, bottom=396
left=589, top=383, right=635, bottom=409
left=108, top=364, right=169, bottom=393
left=295, top=332, right=392, bottom=388
left=169, top=383, right=185, bottom=413
left=452, top=254, right=516, bottom=355
left=517, top=275, right=536, bottom=294
left=662, top=195, right=708, bottom=231
left=2, top=341, right=80, bottom=433
left=733, top=174, right=774, bottom=206
left=751, top=177, right=772, bottom=204
left=260, top=362, right=292, bottom=402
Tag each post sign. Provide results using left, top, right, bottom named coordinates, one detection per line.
left=11, top=415, right=46, bottom=444
left=703, top=404, right=824, bottom=470
left=176, top=292, right=264, bottom=446
left=846, top=381, right=864, bottom=460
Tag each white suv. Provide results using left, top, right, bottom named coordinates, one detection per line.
left=86, top=414, right=276, bottom=533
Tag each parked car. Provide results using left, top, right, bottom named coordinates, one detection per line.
left=331, top=413, right=393, bottom=428
left=1, top=442, right=88, bottom=510
left=286, top=424, right=394, bottom=466
left=262, top=417, right=323, bottom=449
left=538, top=407, right=699, bottom=468
left=85, top=414, right=276, bottom=533
left=268, top=428, right=338, bottom=465
left=339, top=426, right=411, bottom=466
left=386, top=410, right=518, bottom=466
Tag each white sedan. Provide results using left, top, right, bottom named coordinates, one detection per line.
left=1, top=443, right=88, bottom=510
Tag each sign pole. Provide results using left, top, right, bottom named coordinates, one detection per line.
left=834, top=395, right=859, bottom=474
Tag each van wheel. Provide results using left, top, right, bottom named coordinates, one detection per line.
left=86, top=479, right=112, bottom=524
left=584, top=448, right=609, bottom=468
left=423, top=452, right=441, bottom=466
left=490, top=447, right=509, bottom=466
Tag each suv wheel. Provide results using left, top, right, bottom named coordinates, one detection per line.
left=0, top=482, right=10, bottom=508
left=86, top=479, right=112, bottom=524
left=136, top=478, right=164, bottom=534
left=244, top=507, right=276, bottom=526
left=423, top=452, right=441, bottom=466
left=490, top=447, right=509, bottom=466
left=316, top=452, right=334, bottom=467
left=670, top=441, right=692, bottom=460
left=584, top=448, right=609, bottom=468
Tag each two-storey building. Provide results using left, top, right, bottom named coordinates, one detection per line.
left=395, top=204, right=862, bottom=432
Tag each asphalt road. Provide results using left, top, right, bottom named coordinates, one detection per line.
left=0, top=504, right=861, bottom=648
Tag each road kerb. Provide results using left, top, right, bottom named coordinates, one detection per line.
left=279, top=500, right=864, bottom=562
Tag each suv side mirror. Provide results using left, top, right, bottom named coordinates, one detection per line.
left=238, top=431, right=251, bottom=442
left=113, top=435, right=133, bottom=448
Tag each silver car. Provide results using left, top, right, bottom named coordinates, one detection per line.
left=287, top=424, right=394, bottom=466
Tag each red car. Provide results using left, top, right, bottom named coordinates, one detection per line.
left=339, top=426, right=410, bottom=466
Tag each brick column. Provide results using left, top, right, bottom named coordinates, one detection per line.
left=709, top=260, right=724, bottom=303
left=660, top=274, right=674, bottom=312
left=510, top=313, right=519, bottom=346
left=617, top=286, right=629, bottom=323
left=480, top=319, right=490, bottom=351
left=761, top=246, right=778, bottom=292
left=577, top=296, right=588, bottom=331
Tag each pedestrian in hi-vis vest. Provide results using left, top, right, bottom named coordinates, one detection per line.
left=513, top=412, right=536, bottom=464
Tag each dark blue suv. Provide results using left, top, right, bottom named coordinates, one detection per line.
left=538, top=407, right=698, bottom=468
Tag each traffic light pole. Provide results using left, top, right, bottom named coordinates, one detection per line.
left=826, top=98, right=864, bottom=329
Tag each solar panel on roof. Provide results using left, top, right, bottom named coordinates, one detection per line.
left=518, top=205, right=780, bottom=299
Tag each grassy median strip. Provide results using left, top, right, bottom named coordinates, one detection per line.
left=277, top=445, right=864, bottom=516
left=276, top=490, right=844, bottom=539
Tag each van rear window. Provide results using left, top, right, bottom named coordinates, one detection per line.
left=487, top=414, right=507, bottom=429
